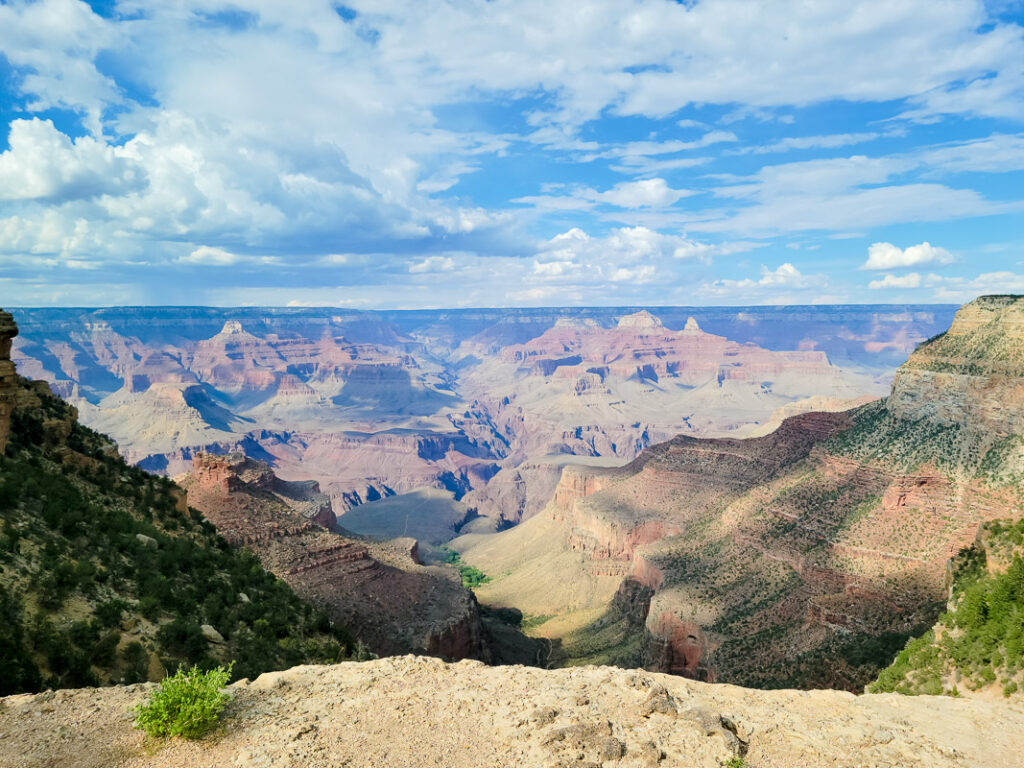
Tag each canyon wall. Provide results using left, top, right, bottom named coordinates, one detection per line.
left=10, top=305, right=952, bottom=527
left=461, top=296, right=1024, bottom=690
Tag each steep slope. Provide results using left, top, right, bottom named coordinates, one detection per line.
left=870, top=517, right=1024, bottom=698
left=458, top=295, right=1024, bottom=690
left=179, top=453, right=491, bottom=660
left=4, top=656, right=1024, bottom=768
left=0, top=313, right=350, bottom=695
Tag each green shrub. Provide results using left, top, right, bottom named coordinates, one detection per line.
left=133, top=663, right=232, bottom=739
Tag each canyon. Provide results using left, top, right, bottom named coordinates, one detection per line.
left=11, top=305, right=954, bottom=534
left=455, top=295, right=1024, bottom=690
left=180, top=452, right=493, bottom=660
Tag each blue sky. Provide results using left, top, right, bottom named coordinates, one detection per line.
left=0, top=0, right=1023, bottom=308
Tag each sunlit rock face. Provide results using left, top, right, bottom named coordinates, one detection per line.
left=888, top=295, right=1024, bottom=435
left=180, top=451, right=491, bottom=661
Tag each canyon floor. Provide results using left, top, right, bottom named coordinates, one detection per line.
left=2, top=655, right=1023, bottom=768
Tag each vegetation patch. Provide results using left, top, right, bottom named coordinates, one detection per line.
left=441, top=547, right=492, bottom=589
left=133, top=663, right=232, bottom=739
left=0, top=377, right=352, bottom=695
left=870, top=518, right=1024, bottom=697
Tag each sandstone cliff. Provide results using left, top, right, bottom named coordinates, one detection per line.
left=3, top=655, right=1023, bottom=768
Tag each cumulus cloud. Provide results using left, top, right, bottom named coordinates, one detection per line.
left=0, top=0, right=1022, bottom=306
left=0, top=0, right=122, bottom=134
left=609, top=265, right=657, bottom=283
left=696, top=262, right=832, bottom=303
left=538, top=226, right=718, bottom=266
left=0, top=119, right=145, bottom=202
left=868, top=272, right=923, bottom=289
left=593, top=178, right=691, bottom=208
left=862, top=242, right=953, bottom=270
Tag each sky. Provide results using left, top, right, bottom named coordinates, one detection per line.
left=0, top=0, right=1023, bottom=308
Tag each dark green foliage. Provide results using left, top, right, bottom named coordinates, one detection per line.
left=440, top=547, right=492, bottom=589
left=0, top=377, right=352, bottom=695
left=0, top=583, right=42, bottom=693
left=869, top=518, right=1024, bottom=696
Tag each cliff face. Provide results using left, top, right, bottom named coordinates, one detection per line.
left=460, top=296, right=1024, bottom=690
left=181, top=452, right=492, bottom=662
left=871, top=516, right=1024, bottom=698
left=888, top=295, right=1024, bottom=436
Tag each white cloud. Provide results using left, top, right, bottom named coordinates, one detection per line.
left=736, top=132, right=885, bottom=155
left=538, top=226, right=718, bottom=266
left=758, top=263, right=810, bottom=287
left=178, top=246, right=241, bottom=265
left=919, top=134, right=1024, bottom=174
left=0, top=119, right=145, bottom=201
left=610, top=265, right=657, bottom=283
left=925, top=271, right=1024, bottom=301
left=506, top=286, right=562, bottom=302
left=695, top=153, right=1021, bottom=235
left=532, top=260, right=580, bottom=277
left=593, top=178, right=691, bottom=208
left=0, top=0, right=122, bottom=134
left=516, top=178, right=693, bottom=210
left=0, top=0, right=1022, bottom=306
left=862, top=241, right=953, bottom=270
left=868, top=272, right=922, bottom=289
left=696, top=262, right=830, bottom=303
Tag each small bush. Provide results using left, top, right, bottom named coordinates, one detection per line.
left=133, top=663, right=232, bottom=739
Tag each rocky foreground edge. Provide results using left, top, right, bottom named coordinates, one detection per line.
left=2, top=655, right=1023, bottom=768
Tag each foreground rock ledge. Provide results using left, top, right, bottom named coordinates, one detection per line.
left=3, top=657, right=1023, bottom=768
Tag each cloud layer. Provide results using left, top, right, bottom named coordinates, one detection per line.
left=0, top=0, right=1021, bottom=306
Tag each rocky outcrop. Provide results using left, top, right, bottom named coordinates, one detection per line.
left=0, top=310, right=18, bottom=454
left=888, top=295, right=1024, bottom=435
left=3, top=655, right=1023, bottom=768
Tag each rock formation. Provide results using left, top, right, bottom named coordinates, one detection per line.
left=458, top=296, right=1024, bottom=690
left=3, top=655, right=1023, bottom=768
left=10, top=305, right=951, bottom=526
left=181, top=452, right=493, bottom=661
